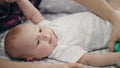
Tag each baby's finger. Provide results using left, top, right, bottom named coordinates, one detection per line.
left=108, top=30, right=116, bottom=52
left=109, top=42, right=115, bottom=52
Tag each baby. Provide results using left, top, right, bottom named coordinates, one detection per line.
left=5, top=22, right=58, bottom=60
left=5, top=12, right=120, bottom=67
left=4, top=0, right=120, bottom=67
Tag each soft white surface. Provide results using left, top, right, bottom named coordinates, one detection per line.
left=40, top=0, right=109, bottom=13
left=40, top=0, right=88, bottom=13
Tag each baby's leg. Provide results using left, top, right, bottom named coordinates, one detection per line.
left=77, top=52, right=120, bottom=67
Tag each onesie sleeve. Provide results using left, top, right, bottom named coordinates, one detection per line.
left=49, top=44, right=87, bottom=63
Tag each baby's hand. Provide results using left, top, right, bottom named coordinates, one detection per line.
left=108, top=16, right=120, bottom=52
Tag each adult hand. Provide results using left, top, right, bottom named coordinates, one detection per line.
left=65, top=63, right=86, bottom=68
left=49, top=63, right=86, bottom=68
left=0, top=59, right=86, bottom=68
left=108, top=15, right=120, bottom=52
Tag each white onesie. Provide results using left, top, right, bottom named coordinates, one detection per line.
left=39, top=12, right=112, bottom=63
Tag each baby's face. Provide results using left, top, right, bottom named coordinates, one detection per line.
left=15, top=23, right=58, bottom=61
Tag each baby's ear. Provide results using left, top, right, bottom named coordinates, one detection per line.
left=26, top=56, right=34, bottom=61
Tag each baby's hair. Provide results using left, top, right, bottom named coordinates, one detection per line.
left=4, top=24, right=23, bottom=59
left=5, top=25, right=22, bottom=41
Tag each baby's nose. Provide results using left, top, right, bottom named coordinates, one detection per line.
left=42, top=34, right=50, bottom=42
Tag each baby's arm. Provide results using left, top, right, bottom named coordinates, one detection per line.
left=5, top=0, right=44, bottom=24
left=77, top=52, right=120, bottom=67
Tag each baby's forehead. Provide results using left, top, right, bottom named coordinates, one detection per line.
left=19, top=23, right=37, bottom=31
left=20, top=23, right=34, bottom=27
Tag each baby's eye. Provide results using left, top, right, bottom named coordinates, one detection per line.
left=37, top=40, right=40, bottom=45
left=39, top=28, right=42, bottom=32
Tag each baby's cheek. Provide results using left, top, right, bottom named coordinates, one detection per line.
left=37, top=42, right=53, bottom=56
left=42, top=45, right=53, bottom=55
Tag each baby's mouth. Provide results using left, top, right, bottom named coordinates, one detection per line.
left=49, top=37, right=52, bottom=44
